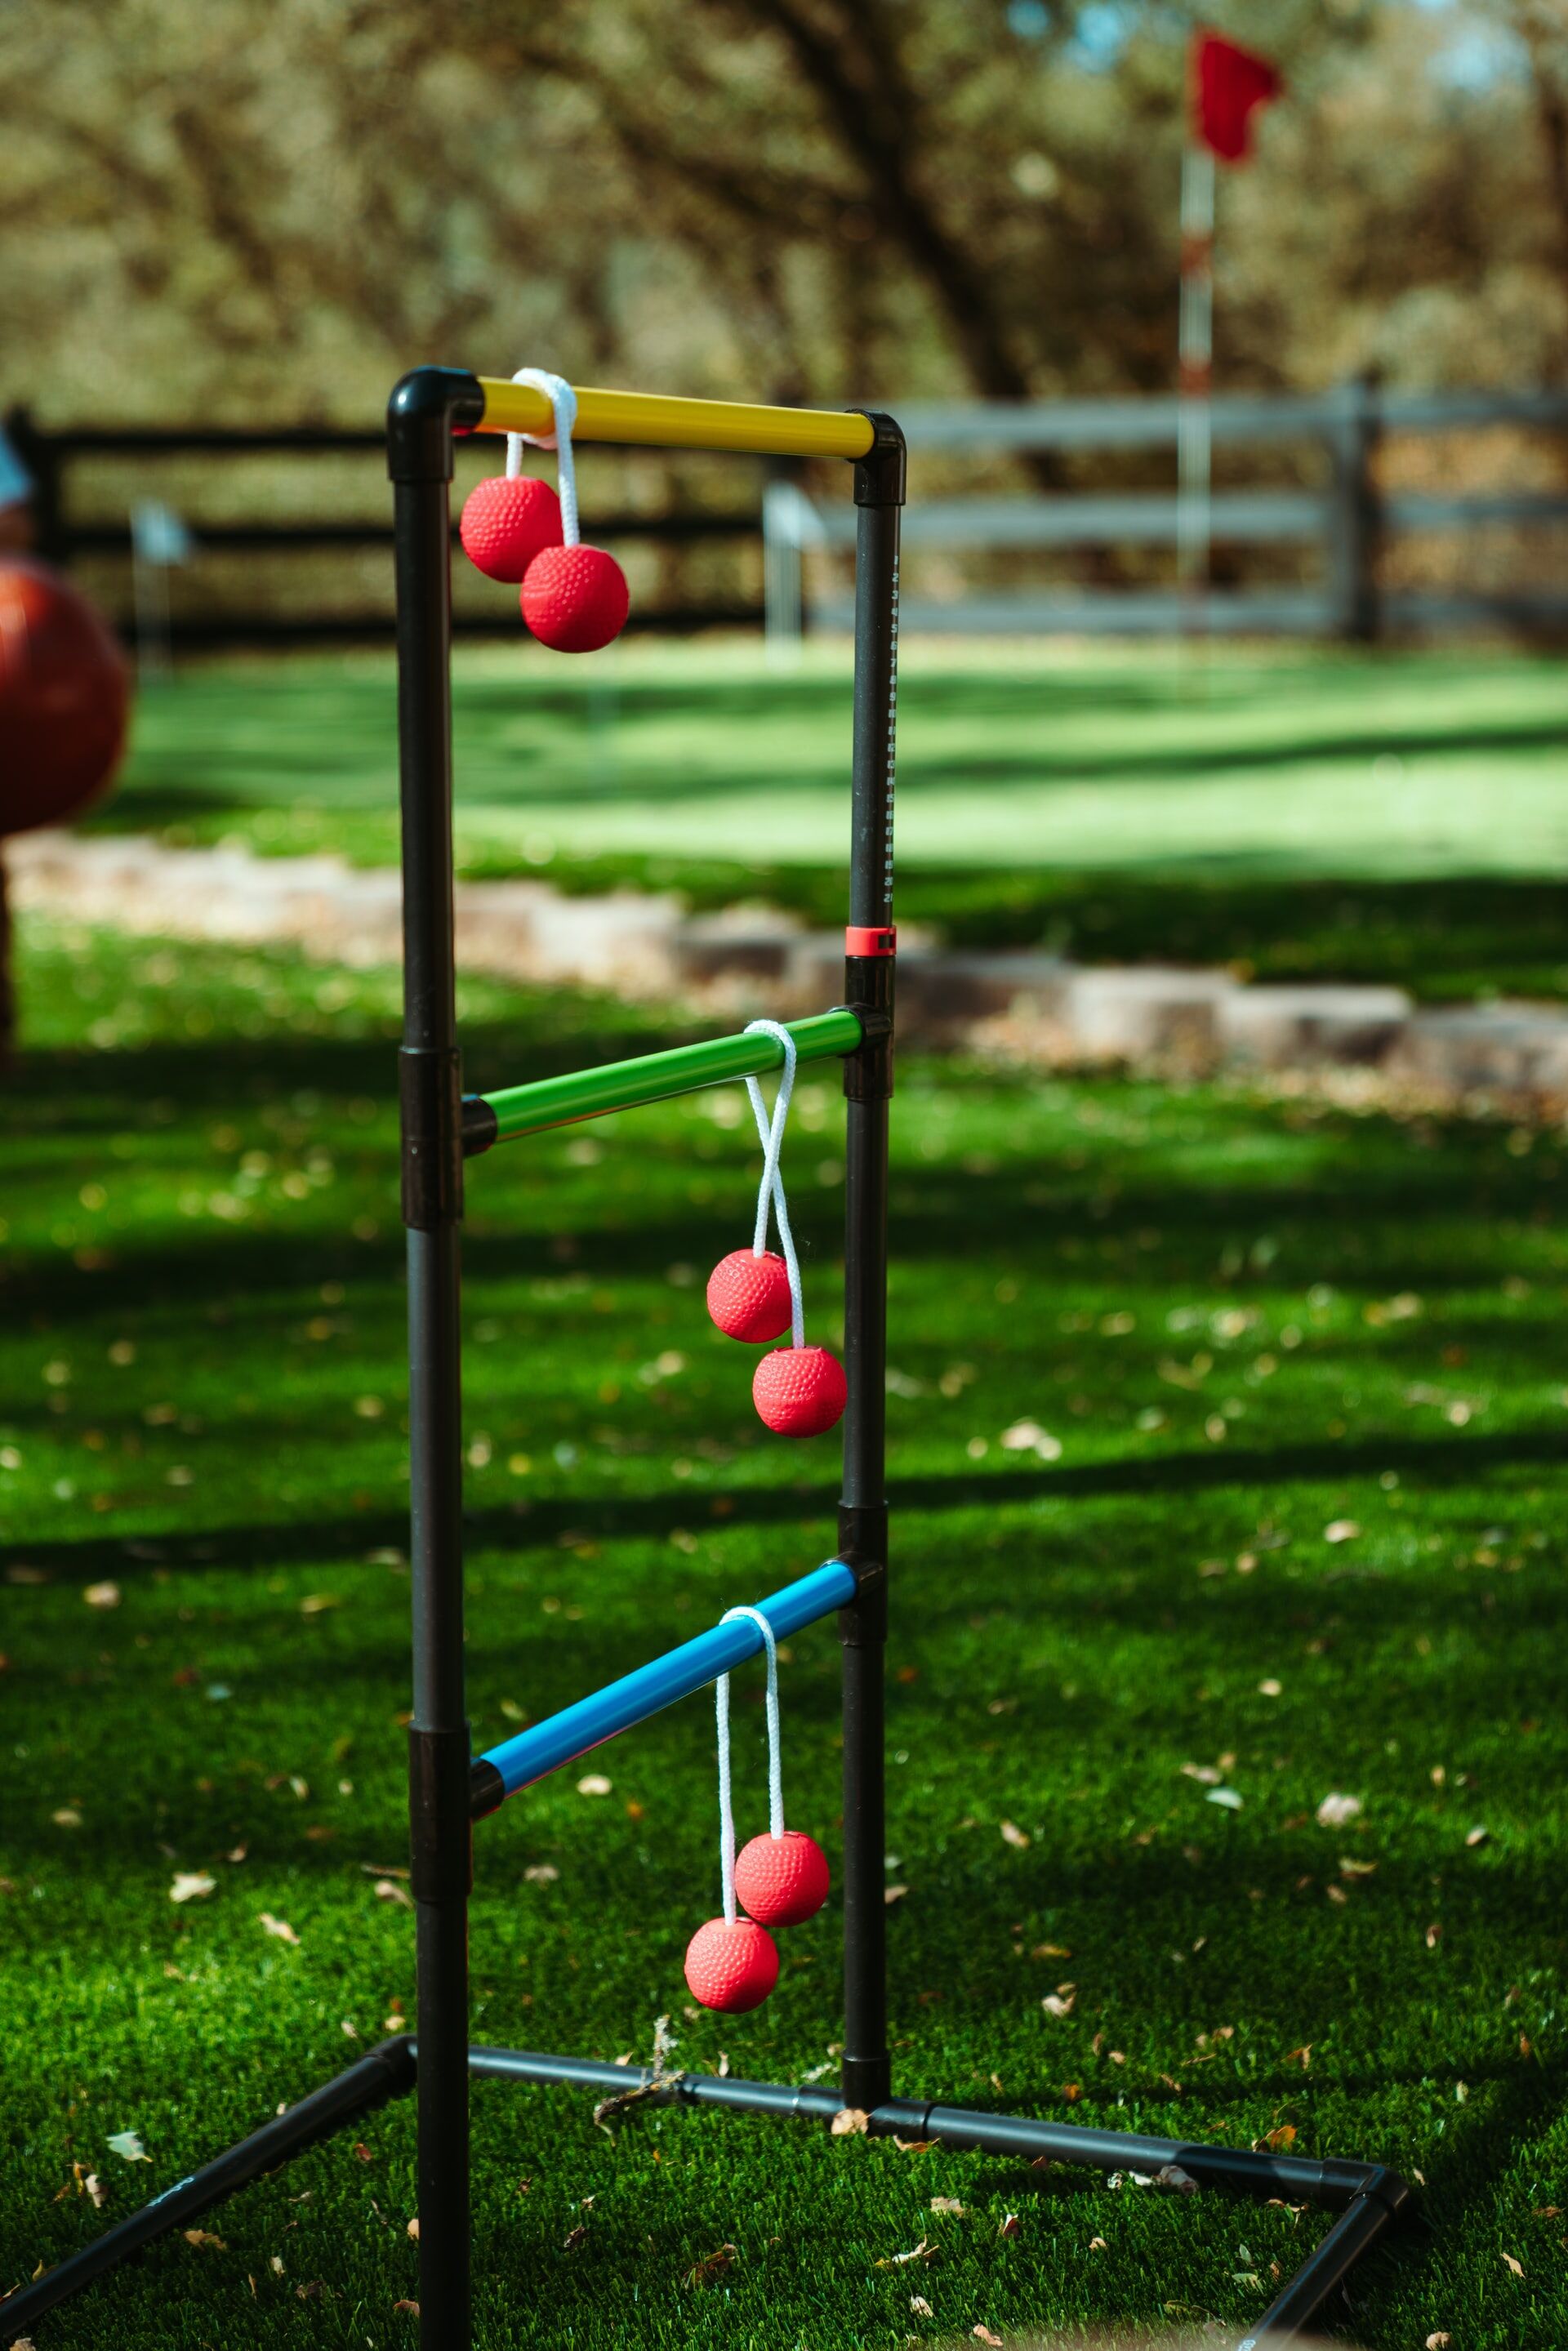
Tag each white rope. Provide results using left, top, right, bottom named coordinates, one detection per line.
left=715, top=1605, right=785, bottom=1923
left=506, top=368, right=581, bottom=547
left=742, top=1019, right=804, bottom=1351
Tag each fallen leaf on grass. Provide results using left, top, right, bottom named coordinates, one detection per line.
left=52, top=1809, right=82, bottom=1828
left=171, top=1871, right=216, bottom=1904
left=1000, top=1419, right=1061, bottom=1462
left=1154, top=2163, right=1197, bottom=2193
left=260, top=1912, right=301, bottom=1944
left=407, top=2217, right=419, bottom=2240
left=973, top=2328, right=1004, bottom=2347
left=1206, top=1788, right=1244, bottom=1810
left=1089, top=2235, right=1108, bottom=2251
left=1315, top=1793, right=1361, bottom=1828
left=1040, top=1990, right=1076, bottom=2019
left=875, top=2239, right=935, bottom=2268
left=1424, top=2335, right=1450, bottom=2349
left=1426, top=1921, right=1443, bottom=1949
left=393, top=2303, right=419, bottom=2318
left=1283, top=2046, right=1312, bottom=2070
left=1323, top=1521, right=1360, bottom=1544
left=183, top=2228, right=225, bottom=2250
left=997, top=2212, right=1020, bottom=2238
left=562, top=2224, right=588, bottom=2251
left=999, top=1820, right=1030, bottom=1850
left=930, top=2196, right=964, bottom=2215
left=577, top=1774, right=612, bottom=1797
left=1031, top=1942, right=1071, bottom=1959
left=523, top=1863, right=559, bottom=1885
left=299, top=1594, right=341, bottom=1617
left=884, top=1884, right=908, bottom=1905
left=83, top=1582, right=121, bottom=1610
left=86, top=2172, right=107, bottom=2207
left=685, top=2243, right=736, bottom=2286
left=107, top=2132, right=149, bottom=2162
left=1502, top=2253, right=1524, bottom=2277
left=1465, top=1825, right=1490, bottom=1848
left=373, top=1878, right=414, bottom=1908
left=831, top=2108, right=870, bottom=2136
left=910, top=2294, right=933, bottom=2316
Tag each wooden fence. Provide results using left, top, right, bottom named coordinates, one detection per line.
left=8, top=381, right=1567, bottom=648
left=770, top=382, right=1568, bottom=641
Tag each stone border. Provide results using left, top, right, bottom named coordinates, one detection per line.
left=11, top=830, right=1568, bottom=1112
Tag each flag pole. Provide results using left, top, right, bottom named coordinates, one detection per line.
left=1177, top=140, right=1215, bottom=633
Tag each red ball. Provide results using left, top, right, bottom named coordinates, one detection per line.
left=733, top=1830, right=831, bottom=1927
left=459, top=476, right=563, bottom=584
left=753, top=1345, right=847, bottom=1439
left=521, top=545, right=630, bottom=653
left=707, top=1249, right=792, bottom=1344
left=683, top=1915, right=779, bottom=2014
left=0, top=559, right=129, bottom=839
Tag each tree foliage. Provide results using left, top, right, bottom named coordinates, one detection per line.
left=0, top=0, right=1565, bottom=421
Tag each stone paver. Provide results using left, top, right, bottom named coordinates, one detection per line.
left=11, top=830, right=1568, bottom=1111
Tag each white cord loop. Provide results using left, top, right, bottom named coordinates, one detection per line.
left=715, top=1605, right=786, bottom=1925
left=506, top=367, right=581, bottom=546
left=742, top=1019, right=804, bottom=1351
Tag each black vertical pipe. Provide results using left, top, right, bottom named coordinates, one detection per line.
left=388, top=365, right=484, bottom=2351
left=838, top=413, right=905, bottom=2117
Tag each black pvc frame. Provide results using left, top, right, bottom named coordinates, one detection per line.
left=0, top=367, right=1408, bottom=2351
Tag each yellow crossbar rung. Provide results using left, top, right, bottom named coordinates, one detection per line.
left=474, top=378, right=875, bottom=461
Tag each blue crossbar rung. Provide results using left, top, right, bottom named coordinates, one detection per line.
left=476, top=1559, right=858, bottom=1801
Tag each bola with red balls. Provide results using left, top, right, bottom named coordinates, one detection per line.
left=707, top=1249, right=792, bottom=1344
left=733, top=1829, right=830, bottom=1928
left=684, top=1915, right=779, bottom=2013
left=459, top=475, right=563, bottom=583
left=753, top=1344, right=847, bottom=1439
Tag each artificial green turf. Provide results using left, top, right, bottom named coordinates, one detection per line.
left=96, top=641, right=1568, bottom=1003
left=2, top=917, right=1566, bottom=2349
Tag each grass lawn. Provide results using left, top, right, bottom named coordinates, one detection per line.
left=96, top=639, right=1568, bottom=1001
left=2, top=915, right=1566, bottom=2349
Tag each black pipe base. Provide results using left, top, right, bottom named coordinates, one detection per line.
left=2, top=2037, right=1405, bottom=2349
left=0, top=2037, right=416, bottom=2344
left=468, top=2044, right=1408, bottom=2351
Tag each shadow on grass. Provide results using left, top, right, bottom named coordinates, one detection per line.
left=6, top=1422, right=1568, bottom=1594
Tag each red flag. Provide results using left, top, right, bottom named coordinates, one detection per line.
left=1191, top=31, right=1282, bottom=163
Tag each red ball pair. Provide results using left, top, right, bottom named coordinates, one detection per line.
left=683, top=1829, right=831, bottom=2013
left=459, top=477, right=628, bottom=654
left=706, top=1249, right=846, bottom=1438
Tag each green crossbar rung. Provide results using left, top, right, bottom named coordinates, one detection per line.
left=462, top=1007, right=864, bottom=1152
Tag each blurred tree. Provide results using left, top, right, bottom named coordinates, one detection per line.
left=0, top=0, right=1562, bottom=417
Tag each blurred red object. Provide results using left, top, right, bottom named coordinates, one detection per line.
left=1191, top=32, right=1281, bottom=163
left=0, top=559, right=130, bottom=839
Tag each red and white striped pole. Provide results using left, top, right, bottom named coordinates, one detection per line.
left=1178, top=32, right=1283, bottom=628
left=1177, top=139, right=1216, bottom=615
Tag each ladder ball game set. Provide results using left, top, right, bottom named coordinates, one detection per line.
left=2, top=367, right=1409, bottom=2350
